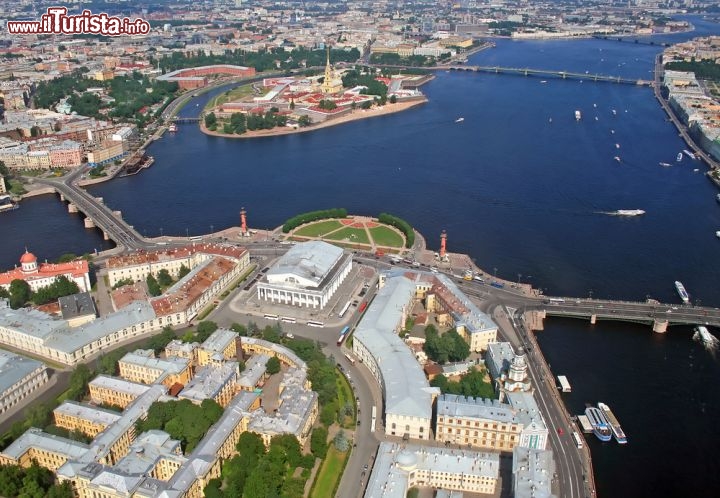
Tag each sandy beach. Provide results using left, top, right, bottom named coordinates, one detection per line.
left=200, top=97, right=428, bottom=139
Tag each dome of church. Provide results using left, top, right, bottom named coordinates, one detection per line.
left=396, top=450, right=418, bottom=469
left=20, top=251, right=37, bottom=264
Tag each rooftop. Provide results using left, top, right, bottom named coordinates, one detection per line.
left=89, top=375, right=152, bottom=398
left=1, top=427, right=89, bottom=462
left=0, top=348, right=46, bottom=395
left=265, top=240, right=344, bottom=289
left=201, top=328, right=237, bottom=355
left=106, top=243, right=246, bottom=269
left=353, top=272, right=438, bottom=420
left=437, top=394, right=519, bottom=425
left=178, top=362, right=239, bottom=403
left=364, top=442, right=499, bottom=498
left=512, top=446, right=557, bottom=498
left=58, top=292, right=97, bottom=320
left=54, top=401, right=122, bottom=427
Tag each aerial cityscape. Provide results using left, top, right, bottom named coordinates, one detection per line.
left=1, top=1, right=720, bottom=498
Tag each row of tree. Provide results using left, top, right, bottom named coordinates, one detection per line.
left=423, top=325, right=471, bottom=364
left=377, top=212, right=415, bottom=248
left=665, top=59, right=720, bottom=81
left=0, top=275, right=80, bottom=309
left=282, top=208, right=347, bottom=233
left=341, top=70, right=388, bottom=98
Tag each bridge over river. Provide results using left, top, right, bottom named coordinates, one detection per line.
left=446, top=65, right=654, bottom=86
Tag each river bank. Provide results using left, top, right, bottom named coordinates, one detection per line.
left=200, top=97, right=428, bottom=139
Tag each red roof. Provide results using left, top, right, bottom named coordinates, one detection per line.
left=0, top=260, right=89, bottom=286
left=20, top=251, right=37, bottom=264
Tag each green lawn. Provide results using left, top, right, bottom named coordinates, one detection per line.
left=295, top=220, right=344, bottom=237
left=310, top=446, right=349, bottom=498
left=336, top=370, right=356, bottom=428
left=205, top=84, right=256, bottom=111
left=324, top=227, right=370, bottom=244
left=369, top=226, right=404, bottom=248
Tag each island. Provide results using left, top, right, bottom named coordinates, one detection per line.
left=200, top=49, right=430, bottom=138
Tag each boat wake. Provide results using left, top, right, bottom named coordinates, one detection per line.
left=599, top=210, right=646, bottom=217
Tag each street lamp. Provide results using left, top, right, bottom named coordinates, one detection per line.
left=493, top=267, right=497, bottom=280
left=186, top=227, right=189, bottom=240
left=517, top=273, right=522, bottom=284
left=159, top=227, right=163, bottom=237
left=588, top=289, right=593, bottom=300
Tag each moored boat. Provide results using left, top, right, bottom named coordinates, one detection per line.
left=597, top=402, right=627, bottom=444
left=683, top=149, right=696, bottom=160
left=612, top=209, right=645, bottom=216
left=677, top=152, right=683, bottom=162
left=675, top=281, right=689, bottom=304
left=585, top=407, right=612, bottom=442
left=575, top=110, right=582, bottom=121
left=0, top=195, right=18, bottom=213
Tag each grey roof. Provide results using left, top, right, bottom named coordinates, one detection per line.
left=119, top=351, right=189, bottom=381
left=437, top=394, right=519, bottom=425
left=113, top=430, right=184, bottom=476
left=178, top=362, right=239, bottom=403
left=266, top=240, right=344, bottom=289
left=1, top=427, right=89, bottom=461
left=58, top=292, right=97, bottom=320
left=435, top=274, right=498, bottom=335
left=84, top=385, right=168, bottom=464
left=201, top=328, right=237, bottom=355
left=353, top=273, right=438, bottom=420
left=0, top=299, right=67, bottom=341
left=237, top=354, right=269, bottom=389
left=505, top=391, right=548, bottom=433
left=89, top=375, right=152, bottom=399
left=240, top=336, right=306, bottom=369
left=0, top=349, right=46, bottom=395
left=364, top=442, right=499, bottom=498
left=486, top=342, right=515, bottom=378
left=54, top=401, right=122, bottom=427
left=512, top=446, right=557, bottom=498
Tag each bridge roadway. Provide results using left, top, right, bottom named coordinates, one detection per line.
left=446, top=65, right=653, bottom=86
left=35, top=168, right=151, bottom=251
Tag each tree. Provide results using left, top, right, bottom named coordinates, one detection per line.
left=196, top=321, right=218, bottom=342
left=298, top=115, right=311, bottom=127
left=333, top=430, right=349, bottom=452
left=8, top=279, right=31, bottom=309
left=0, top=287, right=8, bottom=300
left=289, top=99, right=295, bottom=110
left=157, top=269, right=173, bottom=287
left=146, top=274, right=161, bottom=297
left=266, top=356, right=281, bottom=375
left=310, top=427, right=328, bottom=458
left=389, top=94, right=398, bottom=104
left=204, top=112, right=217, bottom=128
left=230, top=322, right=246, bottom=334
left=318, top=99, right=337, bottom=110
left=178, top=264, right=191, bottom=279
left=407, top=488, right=420, bottom=498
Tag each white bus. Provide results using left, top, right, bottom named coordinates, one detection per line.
left=306, top=320, right=324, bottom=328
left=371, top=405, right=377, bottom=432
left=338, top=300, right=352, bottom=318
left=280, top=316, right=296, bottom=324
left=263, top=314, right=279, bottom=321
left=344, top=352, right=356, bottom=365
left=572, top=431, right=584, bottom=449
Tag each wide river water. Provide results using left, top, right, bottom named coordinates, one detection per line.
left=2, top=16, right=720, bottom=498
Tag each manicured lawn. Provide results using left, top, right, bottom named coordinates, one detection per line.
left=310, top=446, right=349, bottom=498
left=324, top=227, right=370, bottom=244
left=369, top=226, right=404, bottom=248
left=295, top=220, right=344, bottom=237
left=205, top=84, right=255, bottom=110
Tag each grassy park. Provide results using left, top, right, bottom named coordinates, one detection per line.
left=291, top=216, right=406, bottom=249
left=324, top=227, right=370, bottom=245
left=294, top=219, right=344, bottom=237
left=369, top=225, right=404, bottom=247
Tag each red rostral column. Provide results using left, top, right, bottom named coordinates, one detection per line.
left=440, top=230, right=447, bottom=259
left=240, top=208, right=248, bottom=234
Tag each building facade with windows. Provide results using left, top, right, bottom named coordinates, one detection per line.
left=0, top=349, right=49, bottom=416
left=256, top=240, right=352, bottom=310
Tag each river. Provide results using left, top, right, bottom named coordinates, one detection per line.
left=1, top=16, right=719, bottom=498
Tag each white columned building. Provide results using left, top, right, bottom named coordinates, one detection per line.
left=256, top=241, right=352, bottom=310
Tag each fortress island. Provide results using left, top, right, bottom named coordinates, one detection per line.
left=200, top=48, right=430, bottom=139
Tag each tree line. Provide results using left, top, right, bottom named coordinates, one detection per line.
left=282, top=208, right=347, bottom=233
left=377, top=212, right=415, bottom=248
left=0, top=275, right=80, bottom=309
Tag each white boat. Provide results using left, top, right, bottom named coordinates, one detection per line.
left=716, top=231, right=720, bottom=238
left=675, top=281, right=689, bottom=304
left=659, top=162, right=672, bottom=167
left=168, top=124, right=178, bottom=132
left=615, top=143, right=620, bottom=149
left=611, top=209, right=645, bottom=216
left=595, top=116, right=599, bottom=121
left=677, top=152, right=683, bottom=162
left=614, top=156, right=621, bottom=162
left=455, top=117, right=464, bottom=123
left=575, top=110, right=582, bottom=121
left=610, top=129, right=615, bottom=134
left=0, top=195, right=18, bottom=213
left=612, top=109, right=617, bottom=115
left=593, top=103, right=597, bottom=108
left=694, top=168, right=700, bottom=172
left=540, top=80, right=547, bottom=84
left=694, top=326, right=718, bottom=350
left=683, top=149, right=696, bottom=160
left=598, top=402, right=627, bottom=444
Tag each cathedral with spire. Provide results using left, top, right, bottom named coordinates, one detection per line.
left=320, top=46, right=343, bottom=94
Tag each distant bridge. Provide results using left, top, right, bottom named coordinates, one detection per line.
left=592, top=35, right=672, bottom=47
left=446, top=65, right=653, bottom=86
left=170, top=116, right=201, bottom=123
